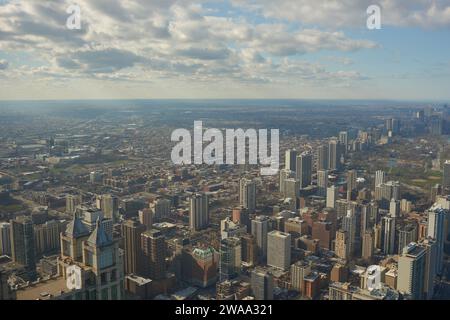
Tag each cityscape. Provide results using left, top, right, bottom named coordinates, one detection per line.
left=1, top=0, right=450, bottom=307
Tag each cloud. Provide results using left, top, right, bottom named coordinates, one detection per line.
left=0, top=0, right=377, bottom=87
left=231, top=0, right=450, bottom=28
left=0, top=60, right=9, bottom=70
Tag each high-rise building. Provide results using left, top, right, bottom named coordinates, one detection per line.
left=398, top=243, right=426, bottom=300
left=296, top=153, right=312, bottom=189
left=443, top=160, right=450, bottom=188
left=339, top=131, right=348, bottom=153
left=267, top=231, right=291, bottom=271
left=241, top=234, right=257, bottom=266
left=58, top=217, right=124, bottom=300
left=279, top=169, right=294, bottom=195
left=138, top=208, right=153, bottom=230
left=317, top=144, right=329, bottom=171
left=375, top=170, right=386, bottom=188
left=341, top=210, right=357, bottom=258
left=239, top=178, right=256, bottom=214
left=284, top=178, right=299, bottom=200
left=347, top=170, right=357, bottom=193
left=150, top=198, right=171, bottom=219
left=326, top=185, right=338, bottom=208
left=427, top=206, right=447, bottom=275
left=382, top=216, right=396, bottom=255
left=420, top=238, right=437, bottom=300
left=251, top=268, right=274, bottom=300
left=66, top=194, right=82, bottom=215
left=34, top=220, right=65, bottom=256
left=290, top=261, right=311, bottom=293
left=317, top=170, right=328, bottom=197
left=0, top=222, right=11, bottom=256
left=141, top=229, right=166, bottom=280
left=285, top=149, right=297, bottom=171
left=335, top=230, right=350, bottom=261
left=10, top=216, right=36, bottom=279
left=189, top=193, right=209, bottom=231
left=390, top=199, right=401, bottom=218
left=219, top=237, right=241, bottom=282
left=397, top=223, right=418, bottom=254
left=362, top=230, right=374, bottom=261
left=101, top=194, right=119, bottom=222
left=121, top=220, right=146, bottom=275
left=251, top=216, right=270, bottom=261
left=328, top=140, right=340, bottom=171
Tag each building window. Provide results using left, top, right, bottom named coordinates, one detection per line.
left=101, top=288, right=109, bottom=300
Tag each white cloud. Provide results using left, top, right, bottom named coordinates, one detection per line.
left=231, top=0, right=450, bottom=28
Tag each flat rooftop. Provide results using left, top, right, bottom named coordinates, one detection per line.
left=16, top=277, right=69, bottom=300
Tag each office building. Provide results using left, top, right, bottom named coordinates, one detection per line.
left=317, top=144, right=329, bottom=171
left=290, top=261, right=311, bottom=293
left=121, top=220, right=146, bottom=275
left=251, top=216, right=270, bottom=261
left=427, top=206, right=447, bottom=275
left=285, top=149, right=297, bottom=171
left=189, top=193, right=209, bottom=231
left=10, top=216, right=36, bottom=280
left=0, top=222, right=11, bottom=256
left=219, top=237, right=241, bottom=281
left=317, top=170, right=328, bottom=197
left=326, top=185, right=338, bottom=208
left=398, top=243, right=426, bottom=300
left=251, top=269, right=274, bottom=300
left=296, top=153, right=312, bottom=189
left=443, top=160, right=450, bottom=188
left=267, top=231, right=291, bottom=271
left=141, top=229, right=166, bottom=280
left=239, top=178, right=256, bottom=214
left=382, top=216, right=396, bottom=255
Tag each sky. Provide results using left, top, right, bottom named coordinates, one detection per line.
left=0, top=0, right=449, bottom=101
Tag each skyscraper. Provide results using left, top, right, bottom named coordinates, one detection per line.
left=317, top=144, right=329, bottom=171
left=427, top=206, right=447, bottom=275
left=0, top=222, right=11, bottom=256
left=290, top=261, right=311, bottom=293
left=121, top=220, right=146, bottom=275
left=339, top=131, right=348, bottom=153
left=362, top=230, right=374, bottom=261
left=66, top=194, right=82, bottom=215
left=398, top=243, right=426, bottom=300
left=341, top=210, right=357, bottom=258
left=189, top=193, right=209, bottom=231
left=382, top=216, right=396, bottom=255
left=279, top=169, right=294, bottom=195
left=335, top=230, right=350, bottom=260
left=443, top=160, right=450, bottom=188
left=284, top=178, right=299, bottom=200
left=285, top=149, right=297, bottom=171
left=141, top=229, right=166, bottom=280
left=101, top=194, right=119, bottom=223
left=328, top=140, right=340, bottom=171
left=397, top=223, right=418, bottom=254
left=375, top=170, right=385, bottom=188
left=10, top=216, right=36, bottom=279
left=239, top=178, right=256, bottom=214
left=296, top=153, right=312, bottom=189
left=317, top=170, right=328, bottom=197
left=58, top=216, right=124, bottom=300
left=267, top=230, right=291, bottom=271
left=251, top=268, right=274, bottom=300
left=219, top=237, right=241, bottom=282
left=326, top=185, right=338, bottom=208
left=251, top=216, right=270, bottom=261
